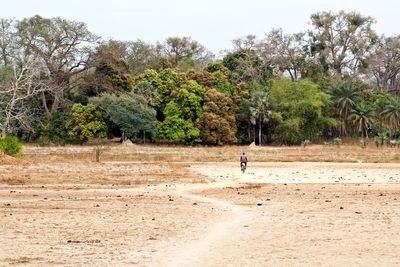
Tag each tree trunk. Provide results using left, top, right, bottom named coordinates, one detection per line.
left=0, top=127, right=6, bottom=139
left=143, top=130, right=146, bottom=144
left=259, top=117, right=262, bottom=146
left=252, top=124, right=255, bottom=144
left=42, top=92, right=50, bottom=116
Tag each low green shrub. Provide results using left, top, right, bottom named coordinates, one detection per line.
left=359, top=138, right=366, bottom=149
left=0, top=135, right=22, bottom=156
left=333, top=137, right=342, bottom=146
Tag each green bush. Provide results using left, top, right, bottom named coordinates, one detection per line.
left=333, top=138, right=342, bottom=146
left=0, top=135, right=22, bottom=156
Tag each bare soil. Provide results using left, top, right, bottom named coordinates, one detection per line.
left=1, top=144, right=400, bottom=266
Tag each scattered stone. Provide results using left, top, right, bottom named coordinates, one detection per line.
left=95, top=204, right=100, bottom=207
left=152, top=218, right=155, bottom=221
left=125, top=204, right=128, bottom=207
left=325, top=200, right=331, bottom=202
left=5, top=203, right=11, bottom=206
left=340, top=206, right=344, bottom=210
left=148, top=236, right=157, bottom=240
left=193, top=203, right=198, bottom=205
left=355, top=211, right=362, bottom=214
left=169, top=198, right=174, bottom=201
left=257, top=203, right=262, bottom=206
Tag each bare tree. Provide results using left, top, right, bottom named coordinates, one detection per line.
left=0, top=55, right=47, bottom=138
left=162, top=36, right=214, bottom=69
left=368, top=35, right=400, bottom=95
left=257, top=29, right=307, bottom=80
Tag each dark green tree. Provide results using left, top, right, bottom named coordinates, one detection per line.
left=380, top=100, right=400, bottom=139
left=349, top=102, right=374, bottom=138
left=90, top=92, right=157, bottom=141
left=329, top=84, right=361, bottom=136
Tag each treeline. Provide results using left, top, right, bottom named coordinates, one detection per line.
left=0, top=11, right=399, bottom=145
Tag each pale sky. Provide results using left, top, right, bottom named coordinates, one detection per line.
left=1, top=0, right=399, bottom=53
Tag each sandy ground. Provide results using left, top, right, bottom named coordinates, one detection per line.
left=1, top=154, right=400, bottom=266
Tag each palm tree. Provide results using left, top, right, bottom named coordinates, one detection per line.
left=380, top=100, right=400, bottom=139
left=329, top=85, right=360, bottom=136
left=348, top=103, right=374, bottom=138
left=249, top=90, right=272, bottom=146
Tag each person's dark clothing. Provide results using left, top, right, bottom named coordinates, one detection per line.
left=240, top=154, right=248, bottom=167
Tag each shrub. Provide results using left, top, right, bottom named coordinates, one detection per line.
left=301, top=139, right=311, bottom=148
left=333, top=138, right=342, bottom=146
left=359, top=138, right=366, bottom=149
left=0, top=135, right=22, bottom=156
left=374, top=134, right=385, bottom=148
left=396, top=140, right=400, bottom=148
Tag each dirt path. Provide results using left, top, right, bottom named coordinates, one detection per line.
left=152, top=182, right=254, bottom=267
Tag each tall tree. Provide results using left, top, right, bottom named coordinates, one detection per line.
left=257, top=29, right=308, bottom=80
left=0, top=55, right=47, bottom=138
left=308, top=11, right=378, bottom=79
left=162, top=36, right=213, bottom=70
left=222, top=48, right=270, bottom=86
left=17, top=15, right=98, bottom=115
left=0, top=18, right=15, bottom=66
left=126, top=40, right=162, bottom=75
left=249, top=90, right=272, bottom=146
left=199, top=88, right=237, bottom=144
left=368, top=35, right=400, bottom=95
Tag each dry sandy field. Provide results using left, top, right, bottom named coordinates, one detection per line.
left=1, top=143, right=400, bottom=266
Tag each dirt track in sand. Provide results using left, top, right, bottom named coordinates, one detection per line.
left=1, top=162, right=400, bottom=266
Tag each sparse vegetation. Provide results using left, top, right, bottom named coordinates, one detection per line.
left=301, top=140, right=311, bottom=148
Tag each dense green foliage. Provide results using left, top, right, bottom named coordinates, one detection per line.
left=1, top=12, right=400, bottom=146
left=0, top=135, right=22, bottom=156
left=270, top=79, right=336, bottom=144
left=66, top=104, right=107, bottom=142
left=90, top=93, right=157, bottom=140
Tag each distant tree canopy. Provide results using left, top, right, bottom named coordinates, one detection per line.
left=1, top=11, right=400, bottom=145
